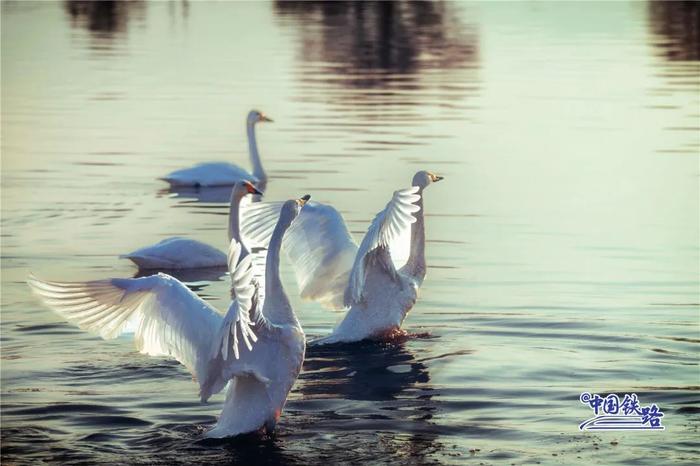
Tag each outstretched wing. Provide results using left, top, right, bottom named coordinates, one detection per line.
left=285, top=202, right=358, bottom=309
left=344, top=186, right=421, bottom=306
left=27, top=272, right=223, bottom=384
left=240, top=200, right=358, bottom=310
left=213, top=239, right=259, bottom=362
left=240, top=200, right=284, bottom=249
left=200, top=239, right=265, bottom=401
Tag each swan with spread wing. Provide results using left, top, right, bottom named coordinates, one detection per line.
left=241, top=170, right=443, bottom=344
left=28, top=197, right=309, bottom=438
left=161, top=110, right=272, bottom=189
left=120, top=180, right=262, bottom=269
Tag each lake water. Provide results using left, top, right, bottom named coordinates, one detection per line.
left=1, top=1, right=698, bottom=464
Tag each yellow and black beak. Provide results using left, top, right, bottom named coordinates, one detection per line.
left=297, top=194, right=311, bottom=207
left=434, top=175, right=444, bottom=182
left=259, top=114, right=273, bottom=123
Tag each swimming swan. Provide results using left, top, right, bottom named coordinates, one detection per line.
left=120, top=181, right=262, bottom=269
left=240, top=170, right=443, bottom=344
left=161, top=110, right=272, bottom=189
left=27, top=196, right=309, bottom=438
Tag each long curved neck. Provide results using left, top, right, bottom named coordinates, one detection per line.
left=263, top=218, right=296, bottom=326
left=404, top=189, right=426, bottom=282
left=227, top=192, right=249, bottom=258
left=247, top=122, right=266, bottom=183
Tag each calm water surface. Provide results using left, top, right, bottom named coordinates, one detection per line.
left=2, top=1, right=699, bottom=464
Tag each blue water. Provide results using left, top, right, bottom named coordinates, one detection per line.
left=1, top=1, right=698, bottom=464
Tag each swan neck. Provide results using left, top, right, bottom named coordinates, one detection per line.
left=405, top=189, right=426, bottom=281
left=263, top=219, right=296, bottom=326
left=247, top=123, right=266, bottom=183
left=228, top=192, right=247, bottom=257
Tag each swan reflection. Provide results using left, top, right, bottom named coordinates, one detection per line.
left=302, top=340, right=431, bottom=401
left=298, top=340, right=442, bottom=462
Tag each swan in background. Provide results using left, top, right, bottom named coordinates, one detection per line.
left=120, top=181, right=262, bottom=269
left=27, top=196, right=309, bottom=438
left=161, top=110, right=272, bottom=189
left=241, top=170, right=443, bottom=344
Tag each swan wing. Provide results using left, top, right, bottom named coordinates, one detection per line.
left=200, top=239, right=266, bottom=401
left=241, top=200, right=358, bottom=309
left=285, top=202, right=357, bottom=309
left=239, top=200, right=284, bottom=249
left=344, top=186, right=421, bottom=306
left=246, top=248, right=268, bottom=312
left=223, top=237, right=270, bottom=354
left=27, top=273, right=222, bottom=383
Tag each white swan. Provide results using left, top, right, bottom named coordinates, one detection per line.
left=241, top=170, right=443, bottom=344
left=161, top=110, right=272, bottom=188
left=121, top=181, right=262, bottom=269
left=27, top=196, right=309, bottom=438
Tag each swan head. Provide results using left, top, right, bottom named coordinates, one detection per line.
left=232, top=181, right=263, bottom=200
left=412, top=170, right=444, bottom=189
left=278, top=195, right=310, bottom=227
left=247, top=110, right=273, bottom=125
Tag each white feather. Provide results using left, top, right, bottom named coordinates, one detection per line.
left=27, top=272, right=222, bottom=383
left=345, top=186, right=421, bottom=306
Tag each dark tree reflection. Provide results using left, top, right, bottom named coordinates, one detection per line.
left=64, top=1, right=145, bottom=37
left=648, top=1, right=699, bottom=61
left=274, top=1, right=479, bottom=91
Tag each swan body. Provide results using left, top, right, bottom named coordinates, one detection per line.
left=121, top=181, right=262, bottom=270
left=162, top=162, right=257, bottom=188
left=28, top=197, right=309, bottom=438
left=314, top=248, right=419, bottom=345
left=205, top=321, right=305, bottom=437
left=120, top=237, right=227, bottom=269
left=241, top=170, right=443, bottom=345
left=161, top=110, right=271, bottom=188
